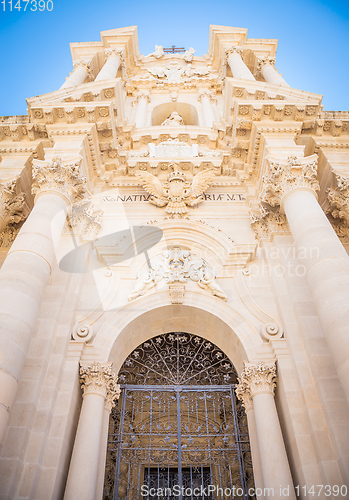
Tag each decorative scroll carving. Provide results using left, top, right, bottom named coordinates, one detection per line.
left=32, top=157, right=87, bottom=204
left=136, top=166, right=215, bottom=217
left=236, top=361, right=277, bottom=400
left=261, top=155, right=319, bottom=207
left=250, top=204, right=288, bottom=240
left=68, top=201, right=103, bottom=238
left=129, top=247, right=227, bottom=301
left=80, top=362, right=121, bottom=407
left=225, top=46, right=243, bottom=56
left=257, top=57, right=276, bottom=74
left=105, top=47, right=124, bottom=61
left=326, top=172, right=349, bottom=225
left=0, top=179, right=30, bottom=232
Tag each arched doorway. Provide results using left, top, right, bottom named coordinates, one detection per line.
left=103, top=333, right=256, bottom=499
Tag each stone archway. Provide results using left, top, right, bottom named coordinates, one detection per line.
left=104, top=332, right=256, bottom=500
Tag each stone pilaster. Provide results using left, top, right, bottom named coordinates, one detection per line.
left=198, top=90, right=216, bottom=128
left=64, top=363, right=120, bottom=500
left=134, top=92, right=150, bottom=128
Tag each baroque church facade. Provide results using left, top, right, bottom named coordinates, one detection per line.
left=0, top=24, right=348, bottom=500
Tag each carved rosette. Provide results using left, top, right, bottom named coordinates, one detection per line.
left=237, top=361, right=277, bottom=398
left=0, top=178, right=30, bottom=232
left=250, top=204, right=288, bottom=240
left=32, top=157, right=88, bottom=204
left=326, top=172, right=349, bottom=225
left=80, top=362, right=121, bottom=409
left=261, top=155, right=319, bottom=208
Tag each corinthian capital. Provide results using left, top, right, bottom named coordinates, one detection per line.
left=261, top=154, right=319, bottom=208
left=80, top=362, right=121, bottom=407
left=238, top=361, right=277, bottom=398
left=326, top=172, right=349, bottom=225
left=257, top=56, right=276, bottom=72
left=31, top=157, right=88, bottom=204
left=106, top=47, right=125, bottom=60
left=225, top=45, right=243, bottom=57
left=0, top=178, right=30, bottom=233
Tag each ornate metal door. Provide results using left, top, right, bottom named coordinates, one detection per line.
left=104, top=333, right=255, bottom=499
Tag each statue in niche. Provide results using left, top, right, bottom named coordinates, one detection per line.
left=183, top=47, right=195, bottom=62
left=161, top=111, right=184, bottom=126
left=148, top=45, right=164, bottom=59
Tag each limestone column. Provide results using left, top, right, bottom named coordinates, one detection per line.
left=0, top=157, right=87, bottom=443
left=60, top=61, right=92, bottom=89
left=237, top=362, right=296, bottom=499
left=134, top=92, right=150, bottom=128
left=198, top=91, right=216, bottom=128
left=226, top=46, right=255, bottom=81
left=235, top=385, right=264, bottom=499
left=95, top=48, right=123, bottom=82
left=258, top=57, right=289, bottom=87
left=64, top=363, right=120, bottom=500
left=261, top=155, right=349, bottom=404
left=95, top=396, right=114, bottom=500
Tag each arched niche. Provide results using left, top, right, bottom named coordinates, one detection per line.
left=151, top=102, right=198, bottom=126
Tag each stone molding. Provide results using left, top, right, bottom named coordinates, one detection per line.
left=236, top=361, right=277, bottom=399
left=31, top=156, right=88, bottom=204
left=261, top=154, right=319, bottom=208
left=326, top=172, right=349, bottom=225
left=79, top=362, right=121, bottom=408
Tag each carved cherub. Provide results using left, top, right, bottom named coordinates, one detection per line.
left=136, top=166, right=215, bottom=217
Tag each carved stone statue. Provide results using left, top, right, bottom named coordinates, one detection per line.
left=136, top=166, right=215, bottom=217
left=161, top=111, right=184, bottom=126
left=148, top=45, right=164, bottom=59
left=183, top=47, right=195, bottom=62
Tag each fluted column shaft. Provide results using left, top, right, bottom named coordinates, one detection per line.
left=134, top=93, right=150, bottom=128
left=95, top=50, right=122, bottom=81
left=60, top=62, right=91, bottom=89
left=237, top=362, right=295, bottom=500
left=226, top=47, right=255, bottom=81
left=0, top=157, right=86, bottom=444
left=64, top=363, right=120, bottom=500
left=262, top=154, right=349, bottom=404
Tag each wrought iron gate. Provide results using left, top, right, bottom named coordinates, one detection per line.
left=104, top=333, right=255, bottom=500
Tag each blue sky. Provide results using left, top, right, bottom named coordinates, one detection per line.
left=0, top=0, right=348, bottom=116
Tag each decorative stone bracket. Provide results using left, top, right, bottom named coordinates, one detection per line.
left=326, top=172, right=349, bottom=225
